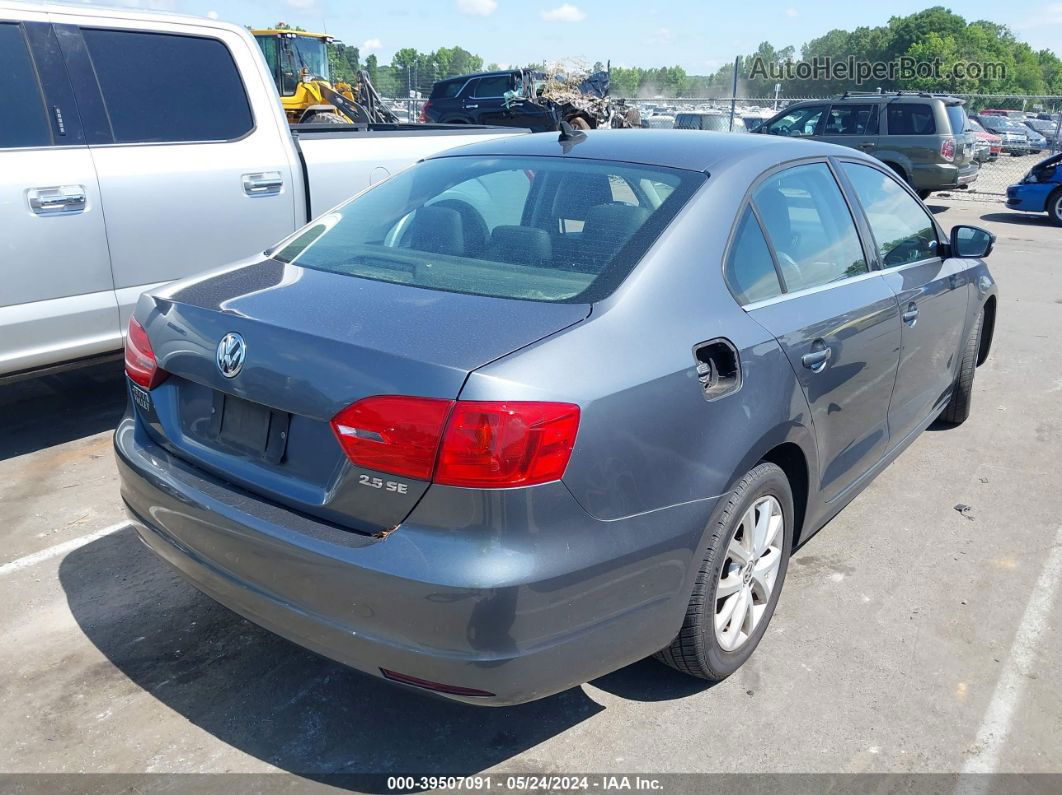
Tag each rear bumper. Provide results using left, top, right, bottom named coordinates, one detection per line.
left=115, top=415, right=716, bottom=705
left=912, top=161, right=978, bottom=190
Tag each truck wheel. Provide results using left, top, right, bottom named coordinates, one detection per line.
left=917, top=189, right=932, bottom=200
left=569, top=117, right=591, bottom=130
left=939, top=310, right=984, bottom=426
left=304, top=111, right=349, bottom=124
left=656, top=462, right=793, bottom=681
left=1048, top=188, right=1062, bottom=227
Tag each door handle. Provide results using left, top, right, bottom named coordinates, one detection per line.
left=903, top=302, right=919, bottom=325
left=28, top=186, right=86, bottom=214
left=859, top=142, right=876, bottom=150
left=801, top=341, right=833, bottom=372
left=465, top=104, right=478, bottom=109
left=242, top=172, right=284, bottom=196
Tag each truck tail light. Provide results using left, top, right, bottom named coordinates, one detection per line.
left=124, top=317, right=167, bottom=389
left=330, top=397, right=580, bottom=487
left=940, top=138, right=956, bottom=161
left=418, top=100, right=432, bottom=124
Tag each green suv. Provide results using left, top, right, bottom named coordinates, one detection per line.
left=757, top=92, right=979, bottom=199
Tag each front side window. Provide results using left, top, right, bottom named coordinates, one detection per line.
left=752, top=162, right=868, bottom=293
left=0, top=23, right=52, bottom=149
left=725, top=208, right=782, bottom=305
left=823, top=104, right=878, bottom=135
left=841, top=163, right=940, bottom=268
left=272, top=156, right=703, bottom=303
left=765, top=105, right=826, bottom=137
left=82, top=29, right=253, bottom=143
left=886, top=103, right=936, bottom=135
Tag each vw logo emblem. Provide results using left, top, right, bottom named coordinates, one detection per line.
left=216, top=332, right=246, bottom=378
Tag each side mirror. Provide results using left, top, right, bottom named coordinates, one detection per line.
left=950, top=225, right=995, bottom=258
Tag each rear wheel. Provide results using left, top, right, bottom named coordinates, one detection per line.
left=917, top=189, right=932, bottom=201
left=568, top=116, right=591, bottom=130
left=303, top=111, right=349, bottom=125
left=656, top=462, right=794, bottom=681
left=939, top=310, right=984, bottom=425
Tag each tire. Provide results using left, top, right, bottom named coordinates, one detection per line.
left=568, top=116, right=591, bottom=130
left=917, top=189, right=932, bottom=201
left=303, top=111, right=349, bottom=125
left=1047, top=188, right=1062, bottom=227
left=939, top=310, right=984, bottom=426
left=656, top=462, right=794, bottom=681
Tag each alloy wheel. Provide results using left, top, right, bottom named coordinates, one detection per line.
left=714, top=495, right=784, bottom=652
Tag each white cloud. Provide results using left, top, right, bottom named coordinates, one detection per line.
left=362, top=37, right=383, bottom=50
left=286, top=0, right=316, bottom=9
left=1017, top=2, right=1062, bottom=27
left=540, top=3, right=585, bottom=22
left=457, top=0, right=498, bottom=16
left=648, top=27, right=674, bottom=45
left=206, top=10, right=219, bottom=19
left=785, top=7, right=799, bottom=17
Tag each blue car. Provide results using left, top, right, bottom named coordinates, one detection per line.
left=117, top=131, right=998, bottom=704
left=1006, top=153, right=1062, bottom=225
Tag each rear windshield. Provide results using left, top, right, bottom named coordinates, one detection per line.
left=945, top=105, right=967, bottom=135
left=272, top=156, right=704, bottom=303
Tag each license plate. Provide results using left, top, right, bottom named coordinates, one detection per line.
left=210, top=392, right=290, bottom=463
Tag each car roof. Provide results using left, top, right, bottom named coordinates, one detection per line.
left=438, top=70, right=516, bottom=83
left=428, top=128, right=874, bottom=173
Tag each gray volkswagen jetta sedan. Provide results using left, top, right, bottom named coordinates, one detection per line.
left=116, top=130, right=998, bottom=705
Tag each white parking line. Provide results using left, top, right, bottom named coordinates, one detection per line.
left=962, top=523, right=1062, bottom=774
left=0, top=521, right=130, bottom=578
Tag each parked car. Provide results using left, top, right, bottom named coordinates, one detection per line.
left=0, top=2, right=519, bottom=383
left=1023, top=118, right=1062, bottom=150
left=420, top=68, right=613, bottom=131
left=675, top=111, right=748, bottom=132
left=642, top=114, right=676, bottom=129
left=756, top=92, right=978, bottom=199
left=966, top=119, right=1001, bottom=162
left=972, top=114, right=1031, bottom=155
left=117, top=130, right=997, bottom=705
left=1006, top=153, right=1062, bottom=224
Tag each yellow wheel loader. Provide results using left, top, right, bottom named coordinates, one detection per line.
left=252, top=26, right=398, bottom=125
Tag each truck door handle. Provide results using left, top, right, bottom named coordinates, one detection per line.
left=859, top=142, right=876, bottom=150
left=28, top=186, right=86, bottom=214
left=903, top=302, right=919, bottom=325
left=801, top=341, right=832, bottom=372
left=465, top=104, right=478, bottom=109
left=242, top=172, right=284, bottom=195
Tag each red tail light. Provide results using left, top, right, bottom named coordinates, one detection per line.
left=940, top=138, right=956, bottom=161
left=418, top=100, right=431, bottom=124
left=435, top=402, right=580, bottom=488
left=124, top=317, right=167, bottom=389
left=330, top=397, right=580, bottom=487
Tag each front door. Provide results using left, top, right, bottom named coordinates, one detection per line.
left=838, top=161, right=970, bottom=442
left=743, top=162, right=901, bottom=502
left=0, top=19, right=118, bottom=376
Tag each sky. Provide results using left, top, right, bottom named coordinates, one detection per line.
left=54, top=0, right=1062, bottom=72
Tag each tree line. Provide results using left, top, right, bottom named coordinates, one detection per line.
left=317, top=7, right=1060, bottom=101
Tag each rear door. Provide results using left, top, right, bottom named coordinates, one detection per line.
left=51, top=15, right=298, bottom=333
left=817, top=103, right=880, bottom=156
left=0, top=17, right=118, bottom=376
left=838, top=160, right=970, bottom=443
left=738, top=160, right=901, bottom=502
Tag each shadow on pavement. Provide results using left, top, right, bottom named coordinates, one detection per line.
left=0, top=361, right=126, bottom=460
left=978, top=211, right=1053, bottom=226
left=59, top=528, right=620, bottom=782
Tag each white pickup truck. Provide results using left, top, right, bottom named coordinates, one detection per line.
left=0, top=2, right=519, bottom=381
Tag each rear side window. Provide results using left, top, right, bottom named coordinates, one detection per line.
left=752, top=162, right=868, bottom=293
left=841, top=163, right=940, bottom=267
left=473, top=75, right=513, bottom=97
left=824, top=104, right=878, bottom=135
left=82, top=29, right=253, bottom=143
left=945, top=105, right=967, bottom=135
left=431, top=80, right=463, bottom=99
left=725, top=208, right=782, bottom=305
left=0, top=23, right=52, bottom=149
left=886, top=103, right=936, bottom=135
left=272, top=156, right=704, bottom=303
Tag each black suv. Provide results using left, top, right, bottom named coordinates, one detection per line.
left=756, top=93, right=978, bottom=198
left=421, top=69, right=609, bottom=131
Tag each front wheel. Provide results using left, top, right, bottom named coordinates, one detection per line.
left=656, top=462, right=794, bottom=681
left=939, top=310, right=984, bottom=425
left=1047, top=188, right=1062, bottom=227
left=917, top=189, right=932, bottom=201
